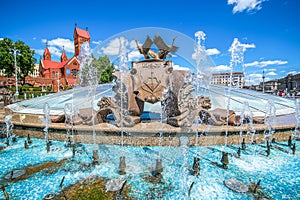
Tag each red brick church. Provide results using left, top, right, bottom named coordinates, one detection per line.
left=39, top=25, right=90, bottom=91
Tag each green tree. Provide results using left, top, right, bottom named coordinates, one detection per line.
left=0, top=38, right=36, bottom=84
left=91, top=55, right=115, bottom=84
left=100, top=63, right=115, bottom=84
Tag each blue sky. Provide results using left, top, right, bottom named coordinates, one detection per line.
left=1, top=0, right=299, bottom=85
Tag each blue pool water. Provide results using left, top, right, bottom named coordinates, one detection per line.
left=0, top=137, right=299, bottom=200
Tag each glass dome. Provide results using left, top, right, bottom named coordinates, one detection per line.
left=93, top=27, right=215, bottom=76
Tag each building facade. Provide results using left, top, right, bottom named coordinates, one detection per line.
left=211, top=72, right=244, bottom=88
left=0, top=25, right=90, bottom=92
left=38, top=25, right=90, bottom=91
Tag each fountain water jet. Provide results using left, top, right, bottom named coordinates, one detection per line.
left=294, top=98, right=300, bottom=139
left=264, top=99, right=276, bottom=142
left=241, top=101, right=255, bottom=141
left=64, top=103, right=74, bottom=147
left=5, top=115, right=13, bottom=146
left=42, top=103, right=51, bottom=152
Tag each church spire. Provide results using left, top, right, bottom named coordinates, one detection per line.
left=60, top=46, right=68, bottom=62
left=43, top=41, right=51, bottom=60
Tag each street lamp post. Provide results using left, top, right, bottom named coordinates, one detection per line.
left=12, top=48, right=19, bottom=99
left=262, top=69, right=265, bottom=93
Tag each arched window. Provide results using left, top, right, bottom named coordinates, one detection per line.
left=66, top=68, right=70, bottom=75
left=52, top=71, right=55, bottom=77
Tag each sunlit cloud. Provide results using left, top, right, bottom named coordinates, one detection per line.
left=100, top=37, right=143, bottom=62
left=173, top=64, right=190, bottom=71
left=248, top=73, right=263, bottom=85
left=210, top=65, right=231, bottom=72
left=128, top=49, right=143, bottom=61
left=206, top=48, right=220, bottom=56
left=245, top=60, right=288, bottom=68
left=92, top=40, right=102, bottom=45
left=101, top=37, right=128, bottom=56
left=241, top=43, right=256, bottom=49
left=287, top=71, right=297, bottom=75
left=45, top=38, right=74, bottom=53
left=228, top=0, right=265, bottom=14
left=48, top=46, right=62, bottom=57
left=266, top=71, right=277, bottom=76
left=34, top=49, right=44, bottom=57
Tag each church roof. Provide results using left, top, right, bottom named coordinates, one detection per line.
left=41, top=59, right=69, bottom=69
left=75, top=27, right=90, bottom=39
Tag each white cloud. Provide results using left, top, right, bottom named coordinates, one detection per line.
left=173, top=64, right=190, bottom=71
left=245, top=60, right=288, bottom=68
left=287, top=71, right=297, bottom=75
left=128, top=49, right=143, bottom=61
left=228, top=0, right=265, bottom=13
left=249, top=73, right=262, bottom=79
left=46, top=38, right=74, bottom=53
left=101, top=37, right=144, bottom=61
left=34, top=49, right=44, bottom=56
left=210, top=65, right=231, bottom=72
left=206, top=48, right=220, bottom=56
left=42, top=38, right=47, bottom=43
left=92, top=40, right=102, bottom=45
left=241, top=43, right=256, bottom=49
left=101, top=37, right=129, bottom=56
left=48, top=46, right=61, bottom=57
left=129, top=40, right=138, bottom=49
left=0, top=38, right=3, bottom=41
left=32, top=37, right=36, bottom=40
left=266, top=71, right=277, bottom=76
left=34, top=46, right=61, bottom=58
left=248, top=73, right=263, bottom=85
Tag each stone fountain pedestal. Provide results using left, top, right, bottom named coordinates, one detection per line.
left=224, top=178, right=248, bottom=193
left=4, top=169, right=26, bottom=180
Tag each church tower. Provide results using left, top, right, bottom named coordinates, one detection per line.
left=74, top=24, right=90, bottom=56
left=43, top=42, right=51, bottom=60
left=60, top=46, right=68, bottom=62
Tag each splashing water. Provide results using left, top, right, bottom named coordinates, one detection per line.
left=179, top=136, right=190, bottom=199
left=64, top=103, right=74, bottom=146
left=226, top=38, right=248, bottom=146
left=294, top=99, right=300, bottom=139
left=43, top=103, right=51, bottom=143
left=193, top=30, right=210, bottom=145
left=78, top=42, right=98, bottom=146
left=264, top=100, right=276, bottom=141
left=118, top=37, right=130, bottom=146
left=5, top=115, right=13, bottom=144
left=239, top=101, right=256, bottom=143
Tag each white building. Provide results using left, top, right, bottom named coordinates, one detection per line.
left=211, top=72, right=244, bottom=88
left=28, top=64, right=40, bottom=78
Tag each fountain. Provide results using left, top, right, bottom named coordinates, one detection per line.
left=294, top=98, right=300, bottom=139
left=64, top=103, right=74, bottom=147
left=4, top=115, right=14, bottom=146
left=42, top=103, right=51, bottom=153
left=0, top=27, right=299, bottom=199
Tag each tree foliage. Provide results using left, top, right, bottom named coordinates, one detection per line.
left=91, top=55, right=115, bottom=84
left=0, top=38, right=36, bottom=84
